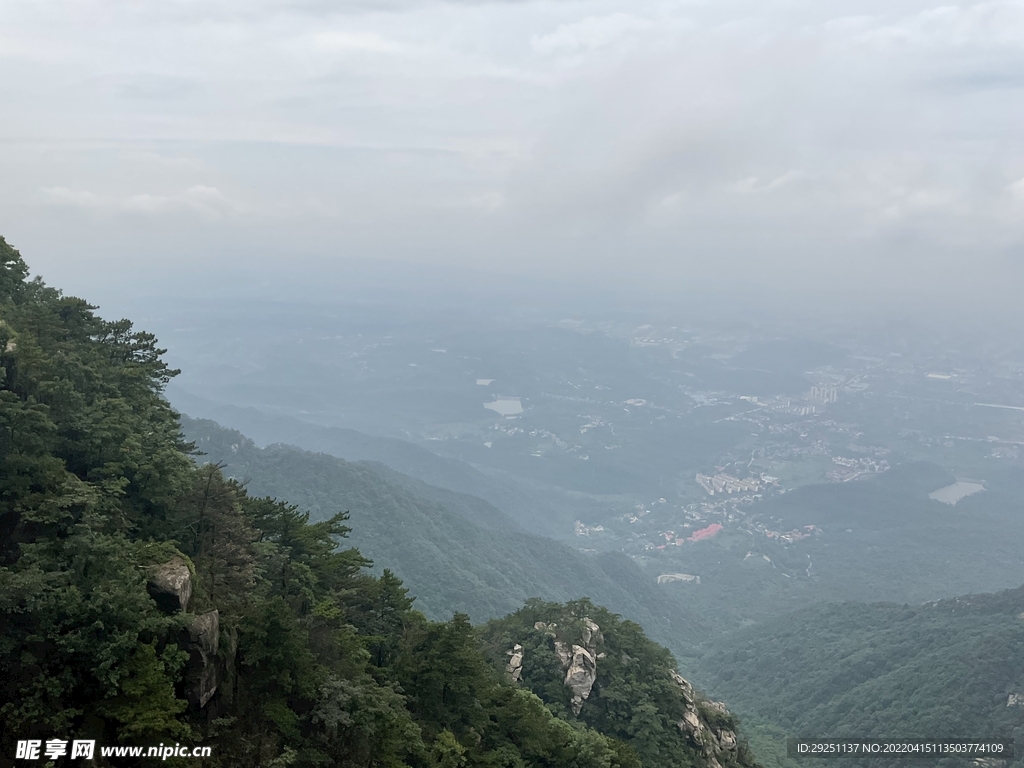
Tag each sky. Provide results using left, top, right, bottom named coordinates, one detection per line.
left=1, top=0, right=1023, bottom=318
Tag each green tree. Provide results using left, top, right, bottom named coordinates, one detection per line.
left=96, top=641, right=190, bottom=742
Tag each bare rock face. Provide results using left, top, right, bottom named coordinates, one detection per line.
left=147, top=558, right=192, bottom=613
left=564, top=645, right=597, bottom=715
left=184, top=610, right=220, bottom=708
left=540, top=617, right=604, bottom=715
left=717, top=729, right=738, bottom=753
left=671, top=668, right=740, bottom=763
left=507, top=644, right=524, bottom=682
left=580, top=617, right=602, bottom=647
left=679, top=709, right=701, bottom=733
left=553, top=640, right=572, bottom=668
left=670, top=670, right=695, bottom=704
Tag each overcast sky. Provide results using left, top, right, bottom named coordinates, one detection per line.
left=1, top=0, right=1022, bottom=316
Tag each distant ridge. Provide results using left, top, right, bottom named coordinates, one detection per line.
left=694, top=582, right=1024, bottom=763
left=180, top=415, right=710, bottom=650
left=168, top=385, right=578, bottom=537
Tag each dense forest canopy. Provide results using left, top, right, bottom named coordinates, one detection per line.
left=694, top=590, right=1024, bottom=768
left=0, top=235, right=758, bottom=768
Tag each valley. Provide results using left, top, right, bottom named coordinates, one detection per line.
left=127, top=292, right=1024, bottom=651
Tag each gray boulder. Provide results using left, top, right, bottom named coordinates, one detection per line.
left=147, top=558, right=192, bottom=613
left=507, top=644, right=524, bottom=682
left=564, top=644, right=598, bottom=715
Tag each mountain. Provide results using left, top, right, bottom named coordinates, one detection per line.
left=0, top=235, right=756, bottom=768
left=636, top=459, right=1024, bottom=646
left=168, top=387, right=584, bottom=538
left=482, top=599, right=759, bottom=768
left=180, top=415, right=709, bottom=648
left=692, top=585, right=1024, bottom=767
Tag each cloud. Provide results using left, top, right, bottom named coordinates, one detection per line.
left=532, top=13, right=656, bottom=54
left=39, top=187, right=104, bottom=209
left=310, top=30, right=405, bottom=54
left=3, top=0, right=1023, bottom=316
left=881, top=186, right=961, bottom=220
left=179, top=186, right=247, bottom=218
left=431, top=190, right=505, bottom=211
left=855, top=1, right=1024, bottom=49
left=649, top=190, right=687, bottom=217
left=117, top=75, right=201, bottom=100
left=38, top=185, right=244, bottom=220
left=731, top=171, right=807, bottom=196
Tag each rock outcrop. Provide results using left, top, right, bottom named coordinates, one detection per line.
left=184, top=610, right=220, bottom=708
left=580, top=617, right=601, bottom=646
left=671, top=670, right=695, bottom=704
left=507, top=644, right=524, bottom=682
left=524, top=617, right=603, bottom=715
left=146, top=558, right=192, bottom=613
left=671, top=669, right=739, bottom=767
left=564, top=644, right=597, bottom=715
left=492, top=602, right=757, bottom=768
left=553, top=639, right=572, bottom=668
left=146, top=559, right=219, bottom=707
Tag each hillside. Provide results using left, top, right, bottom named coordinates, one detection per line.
left=0, top=235, right=752, bottom=767
left=482, top=600, right=758, bottom=768
left=631, top=460, right=1024, bottom=647
left=180, top=415, right=709, bottom=647
left=168, top=387, right=585, bottom=538
left=170, top=391, right=1024, bottom=648
left=692, top=586, right=1024, bottom=767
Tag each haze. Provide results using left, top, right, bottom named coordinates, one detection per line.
left=4, top=3, right=1024, bottom=758
left=2, top=0, right=1023, bottom=318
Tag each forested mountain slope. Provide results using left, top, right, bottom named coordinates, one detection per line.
left=169, top=388, right=580, bottom=537
left=170, top=390, right=1024, bottom=645
left=181, top=415, right=708, bottom=647
left=482, top=600, right=759, bottom=768
left=693, top=586, right=1024, bottom=766
left=0, top=235, right=751, bottom=768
